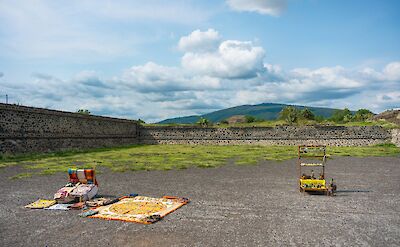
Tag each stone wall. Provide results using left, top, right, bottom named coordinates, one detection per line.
left=0, top=103, right=139, bottom=154
left=1, top=103, right=397, bottom=155
left=139, top=126, right=393, bottom=146
left=392, top=129, right=400, bottom=147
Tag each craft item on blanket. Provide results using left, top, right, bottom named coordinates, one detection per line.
left=45, top=204, right=71, bottom=210
left=86, top=197, right=119, bottom=207
left=55, top=168, right=99, bottom=203
left=70, top=202, right=86, bottom=210
left=25, top=199, right=56, bottom=209
left=70, top=184, right=98, bottom=201
left=54, top=183, right=79, bottom=203
left=68, top=168, right=97, bottom=185
left=104, top=198, right=120, bottom=206
left=77, top=170, right=87, bottom=183
left=68, top=168, right=79, bottom=184
left=89, top=196, right=189, bottom=224
left=86, top=197, right=108, bottom=207
left=79, top=209, right=99, bottom=217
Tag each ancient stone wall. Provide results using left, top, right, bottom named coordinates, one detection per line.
left=1, top=103, right=397, bottom=154
left=0, top=103, right=139, bottom=154
left=139, top=126, right=393, bottom=146
left=392, top=129, right=400, bottom=147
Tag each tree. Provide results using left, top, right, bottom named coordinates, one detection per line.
left=300, top=108, right=315, bottom=120
left=245, top=115, right=256, bottom=123
left=343, top=113, right=354, bottom=123
left=137, top=119, right=145, bottom=124
left=77, top=109, right=90, bottom=115
left=353, top=109, right=373, bottom=121
left=330, top=108, right=352, bottom=123
left=197, top=117, right=211, bottom=127
left=279, top=106, right=298, bottom=124
left=220, top=119, right=229, bottom=124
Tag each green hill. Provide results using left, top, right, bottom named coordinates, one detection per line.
left=158, top=103, right=344, bottom=124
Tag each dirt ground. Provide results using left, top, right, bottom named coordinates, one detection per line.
left=0, top=156, right=399, bottom=247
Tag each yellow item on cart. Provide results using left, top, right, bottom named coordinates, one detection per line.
left=300, top=179, right=326, bottom=190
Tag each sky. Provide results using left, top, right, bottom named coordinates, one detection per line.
left=0, top=0, right=399, bottom=122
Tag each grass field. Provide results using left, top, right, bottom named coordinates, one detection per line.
left=1, top=143, right=399, bottom=179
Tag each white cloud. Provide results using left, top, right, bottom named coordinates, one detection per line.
left=290, top=66, right=363, bottom=90
left=182, top=40, right=265, bottom=79
left=122, top=62, right=220, bottom=92
left=2, top=28, right=399, bottom=122
left=226, top=0, right=287, bottom=16
left=383, top=62, right=400, bottom=81
left=178, top=29, right=221, bottom=52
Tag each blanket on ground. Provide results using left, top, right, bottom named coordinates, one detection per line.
left=89, top=196, right=189, bottom=224
left=25, top=199, right=56, bottom=209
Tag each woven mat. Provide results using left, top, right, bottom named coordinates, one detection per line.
left=89, top=196, right=189, bottom=224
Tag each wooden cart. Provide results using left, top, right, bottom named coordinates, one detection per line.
left=298, top=145, right=336, bottom=195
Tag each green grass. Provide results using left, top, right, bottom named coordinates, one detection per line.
left=1, top=144, right=399, bottom=179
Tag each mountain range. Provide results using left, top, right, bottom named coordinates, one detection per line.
left=158, top=103, right=343, bottom=124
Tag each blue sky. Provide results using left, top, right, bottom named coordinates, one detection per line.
left=0, top=0, right=399, bottom=122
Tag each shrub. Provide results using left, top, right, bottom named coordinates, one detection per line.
left=330, top=108, right=352, bottom=123
left=279, top=106, right=298, bottom=124
left=220, top=119, right=229, bottom=124
left=245, top=115, right=256, bottom=123
left=197, top=117, right=211, bottom=127
left=353, top=109, right=374, bottom=121
left=77, top=109, right=90, bottom=115
left=300, top=108, right=315, bottom=120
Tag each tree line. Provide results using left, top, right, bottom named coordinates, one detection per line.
left=196, top=107, right=374, bottom=126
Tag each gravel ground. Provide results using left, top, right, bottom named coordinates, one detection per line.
left=0, top=156, right=399, bottom=247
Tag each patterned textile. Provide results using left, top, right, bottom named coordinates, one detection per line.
left=79, top=209, right=98, bottom=217
left=54, top=183, right=79, bottom=203
left=70, top=184, right=96, bottom=197
left=69, top=184, right=98, bottom=201
left=77, top=170, right=87, bottom=183
left=86, top=197, right=118, bottom=207
left=55, top=168, right=98, bottom=203
left=25, top=199, right=56, bottom=209
left=89, top=196, right=189, bottom=224
left=68, top=168, right=97, bottom=185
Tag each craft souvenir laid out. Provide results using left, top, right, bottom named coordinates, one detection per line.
left=25, top=199, right=56, bottom=209
left=54, top=168, right=98, bottom=203
left=88, top=196, right=190, bottom=224
left=24, top=167, right=189, bottom=224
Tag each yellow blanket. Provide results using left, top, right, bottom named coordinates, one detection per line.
left=25, top=199, right=56, bottom=209
left=89, top=196, right=189, bottom=224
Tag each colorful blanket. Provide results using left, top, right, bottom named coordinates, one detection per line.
left=89, top=196, right=189, bottom=224
left=68, top=168, right=97, bottom=185
left=25, top=199, right=56, bottom=209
